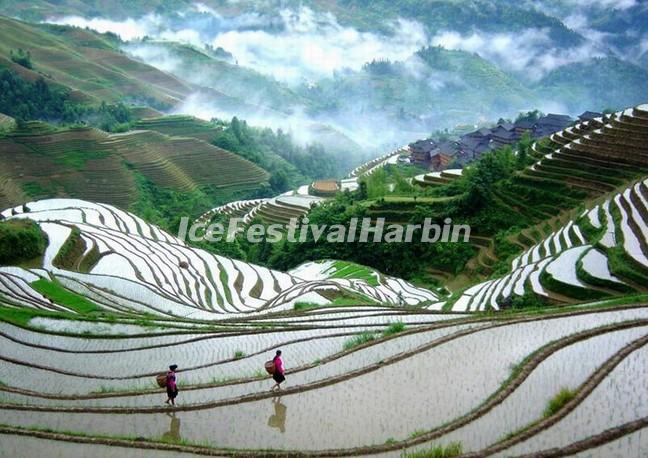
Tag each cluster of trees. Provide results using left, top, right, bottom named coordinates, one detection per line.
left=0, top=69, right=72, bottom=122
left=129, top=172, right=216, bottom=235
left=10, top=48, right=33, bottom=69
left=362, top=59, right=398, bottom=76
left=515, top=110, right=543, bottom=124
left=87, top=101, right=132, bottom=132
left=211, top=117, right=348, bottom=193
left=0, top=69, right=131, bottom=131
left=0, top=219, right=47, bottom=265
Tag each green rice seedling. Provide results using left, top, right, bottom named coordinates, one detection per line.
left=409, top=429, right=426, bottom=439
left=403, top=442, right=462, bottom=458
left=383, top=321, right=406, bottom=336
left=343, top=332, right=378, bottom=351
left=544, top=387, right=576, bottom=417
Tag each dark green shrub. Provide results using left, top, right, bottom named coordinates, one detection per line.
left=0, top=220, right=47, bottom=265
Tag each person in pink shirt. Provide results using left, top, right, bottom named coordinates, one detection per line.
left=271, top=350, right=285, bottom=391
left=165, top=364, right=179, bottom=406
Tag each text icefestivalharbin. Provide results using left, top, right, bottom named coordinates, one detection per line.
left=177, top=217, right=471, bottom=244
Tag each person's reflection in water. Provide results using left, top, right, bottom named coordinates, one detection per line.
left=267, top=396, right=287, bottom=433
left=162, top=412, right=181, bottom=443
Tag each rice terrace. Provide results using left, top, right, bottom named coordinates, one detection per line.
left=0, top=1, right=647, bottom=457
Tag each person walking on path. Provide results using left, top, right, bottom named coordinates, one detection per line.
left=270, top=350, right=285, bottom=391
left=165, top=364, right=179, bottom=406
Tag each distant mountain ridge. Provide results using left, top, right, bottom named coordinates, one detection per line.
left=1, top=2, right=647, bottom=146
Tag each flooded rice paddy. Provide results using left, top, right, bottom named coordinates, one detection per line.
left=1, top=309, right=647, bottom=452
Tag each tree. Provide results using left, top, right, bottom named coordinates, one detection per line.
left=515, top=110, right=543, bottom=123
left=269, top=169, right=289, bottom=193
left=516, top=132, right=534, bottom=169
left=10, top=48, right=32, bottom=69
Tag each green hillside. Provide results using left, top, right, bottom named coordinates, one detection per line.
left=0, top=16, right=193, bottom=107
left=303, top=0, right=583, bottom=45
left=0, top=113, right=15, bottom=132
left=537, top=57, right=648, bottom=112
left=0, top=0, right=202, bottom=19
left=0, top=122, right=270, bottom=227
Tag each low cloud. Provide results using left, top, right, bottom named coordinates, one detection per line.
left=46, top=8, right=270, bottom=47
left=431, top=28, right=603, bottom=80
left=47, top=14, right=161, bottom=41
left=48, top=8, right=606, bottom=84
left=43, top=5, right=628, bottom=149
left=567, top=0, right=637, bottom=10
left=49, top=7, right=428, bottom=85
left=210, top=7, right=428, bottom=83
left=124, top=44, right=183, bottom=73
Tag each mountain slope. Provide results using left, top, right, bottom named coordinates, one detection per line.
left=537, top=57, right=648, bottom=112
left=124, top=41, right=309, bottom=113
left=304, top=0, right=584, bottom=45
left=0, top=122, right=270, bottom=210
left=0, top=16, right=195, bottom=107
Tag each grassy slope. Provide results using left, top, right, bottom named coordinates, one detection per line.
left=31, top=278, right=101, bottom=314
left=0, top=113, right=15, bottom=131
left=0, top=0, right=200, bottom=20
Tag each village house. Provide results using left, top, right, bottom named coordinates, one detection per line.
left=578, top=111, right=603, bottom=122
left=459, top=130, right=491, bottom=160
left=409, top=139, right=436, bottom=166
left=513, top=118, right=535, bottom=135
left=533, top=114, right=573, bottom=138
left=429, top=140, right=461, bottom=170
left=490, top=123, right=520, bottom=149
left=408, top=110, right=580, bottom=172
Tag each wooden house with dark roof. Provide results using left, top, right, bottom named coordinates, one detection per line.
left=578, top=111, right=603, bottom=122
left=408, top=139, right=437, bottom=165
left=533, top=114, right=573, bottom=138
left=429, top=141, right=461, bottom=170
left=460, top=131, right=491, bottom=159
left=513, top=118, right=535, bottom=135
left=490, top=125, right=520, bottom=149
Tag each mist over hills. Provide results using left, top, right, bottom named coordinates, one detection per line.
left=0, top=0, right=642, bottom=152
